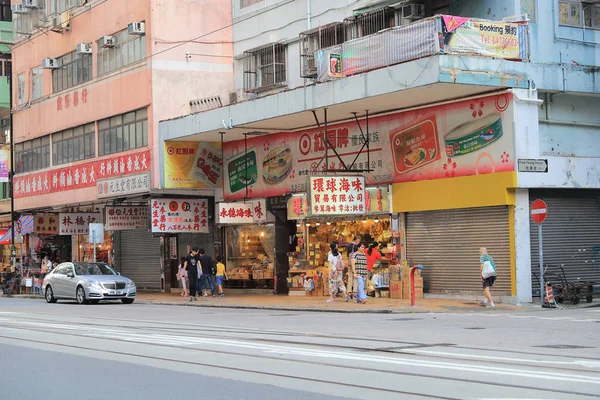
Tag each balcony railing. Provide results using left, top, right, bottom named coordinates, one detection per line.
left=314, top=15, right=529, bottom=82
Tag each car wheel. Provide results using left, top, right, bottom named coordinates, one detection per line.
left=121, top=299, right=134, bottom=304
left=76, top=286, right=88, bottom=305
left=45, top=286, right=57, bottom=303
left=90, top=300, right=100, bottom=304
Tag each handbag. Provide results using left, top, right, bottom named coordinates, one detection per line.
left=482, top=260, right=496, bottom=279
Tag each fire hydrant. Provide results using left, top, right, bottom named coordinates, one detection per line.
left=410, top=264, right=424, bottom=306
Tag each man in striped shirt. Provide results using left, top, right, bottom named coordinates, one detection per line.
left=352, top=243, right=368, bottom=304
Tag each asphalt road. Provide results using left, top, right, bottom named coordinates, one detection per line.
left=0, top=298, right=599, bottom=400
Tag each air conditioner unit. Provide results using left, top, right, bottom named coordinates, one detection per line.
left=229, top=89, right=251, bottom=105
left=402, top=4, right=425, bottom=20
left=22, top=0, right=39, bottom=8
left=99, top=36, right=115, bottom=48
left=76, top=42, right=93, bottom=54
left=12, top=4, right=27, bottom=14
left=42, top=58, right=59, bottom=69
left=128, top=22, right=146, bottom=35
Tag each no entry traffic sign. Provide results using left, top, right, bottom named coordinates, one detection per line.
left=531, top=199, right=548, bottom=224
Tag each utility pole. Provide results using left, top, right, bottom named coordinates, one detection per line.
left=8, top=72, right=15, bottom=268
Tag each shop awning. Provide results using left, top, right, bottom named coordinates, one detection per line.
left=0, top=215, right=34, bottom=244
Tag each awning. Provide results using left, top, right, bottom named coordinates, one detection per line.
left=0, top=215, right=35, bottom=244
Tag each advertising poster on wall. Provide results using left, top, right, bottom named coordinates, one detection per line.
left=222, top=93, right=515, bottom=200
left=0, top=147, right=9, bottom=183
left=164, top=142, right=222, bottom=189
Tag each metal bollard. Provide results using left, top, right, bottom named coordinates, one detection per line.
left=410, top=264, right=424, bottom=306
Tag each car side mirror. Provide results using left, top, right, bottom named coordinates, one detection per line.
left=67, top=272, right=74, bottom=278
left=117, top=272, right=121, bottom=275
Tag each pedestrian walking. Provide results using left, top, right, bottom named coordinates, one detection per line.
left=215, top=256, right=227, bottom=297
left=177, top=257, right=188, bottom=297
left=346, top=235, right=361, bottom=299
left=326, top=242, right=349, bottom=303
left=352, top=243, right=369, bottom=304
left=480, top=247, right=497, bottom=310
left=198, top=248, right=216, bottom=297
left=185, top=247, right=200, bottom=302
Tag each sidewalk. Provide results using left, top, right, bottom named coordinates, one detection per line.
left=134, top=292, right=532, bottom=313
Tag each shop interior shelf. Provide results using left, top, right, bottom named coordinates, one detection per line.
left=289, top=269, right=316, bottom=273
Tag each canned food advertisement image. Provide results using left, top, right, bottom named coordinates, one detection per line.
left=221, top=93, right=515, bottom=200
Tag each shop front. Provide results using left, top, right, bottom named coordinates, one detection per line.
left=217, top=200, right=275, bottom=292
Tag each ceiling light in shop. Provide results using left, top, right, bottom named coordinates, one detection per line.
left=362, top=219, right=367, bottom=223
left=296, top=223, right=302, bottom=227
left=247, top=239, right=251, bottom=243
left=326, top=221, right=332, bottom=225
left=306, top=223, right=311, bottom=227
left=374, top=219, right=379, bottom=223
left=315, top=222, right=321, bottom=226
left=260, top=231, right=265, bottom=237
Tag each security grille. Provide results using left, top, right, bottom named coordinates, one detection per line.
left=299, top=22, right=345, bottom=78
left=343, top=7, right=396, bottom=40
left=243, top=42, right=287, bottom=93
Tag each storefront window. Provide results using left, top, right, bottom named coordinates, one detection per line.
left=75, top=231, right=112, bottom=264
left=225, top=225, right=274, bottom=281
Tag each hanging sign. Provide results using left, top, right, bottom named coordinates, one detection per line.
left=287, top=194, right=309, bottom=220
left=34, top=213, right=60, bottom=234
left=365, top=186, right=390, bottom=214
left=97, top=172, right=150, bottom=199
left=59, top=213, right=102, bottom=235
left=105, top=206, right=149, bottom=231
left=309, top=176, right=366, bottom=215
left=216, top=199, right=268, bottom=224
left=151, top=198, right=209, bottom=233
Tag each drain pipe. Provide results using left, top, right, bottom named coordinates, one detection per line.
left=307, top=0, right=311, bottom=30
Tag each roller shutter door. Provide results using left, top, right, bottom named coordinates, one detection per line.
left=114, top=230, right=162, bottom=291
left=529, top=190, right=600, bottom=294
left=406, top=206, right=511, bottom=295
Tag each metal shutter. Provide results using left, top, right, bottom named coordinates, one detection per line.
left=406, top=206, right=511, bottom=295
left=529, top=190, right=600, bottom=294
left=177, top=232, right=215, bottom=259
left=114, top=230, right=162, bottom=291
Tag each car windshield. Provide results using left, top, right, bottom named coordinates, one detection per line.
left=75, top=263, right=118, bottom=276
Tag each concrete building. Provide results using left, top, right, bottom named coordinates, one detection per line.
left=159, top=0, right=600, bottom=303
left=11, top=0, right=233, bottom=291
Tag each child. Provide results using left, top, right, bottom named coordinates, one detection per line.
left=215, top=256, right=227, bottom=297
left=177, top=257, right=188, bottom=297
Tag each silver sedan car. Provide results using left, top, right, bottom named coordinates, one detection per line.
left=42, top=262, right=136, bottom=305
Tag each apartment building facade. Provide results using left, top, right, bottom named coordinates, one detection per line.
left=11, top=0, right=233, bottom=290
left=159, top=0, right=600, bottom=303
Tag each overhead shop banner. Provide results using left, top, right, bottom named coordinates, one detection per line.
left=59, top=213, right=102, bottom=235
left=222, top=93, right=515, bottom=200
left=310, top=176, right=366, bottom=215
left=13, top=149, right=151, bottom=199
left=105, top=206, right=149, bottom=231
left=151, top=198, right=209, bottom=234
left=35, top=213, right=59, bottom=234
left=216, top=199, right=268, bottom=224
left=441, top=16, right=527, bottom=60
left=0, top=147, right=9, bottom=183
left=164, top=142, right=223, bottom=189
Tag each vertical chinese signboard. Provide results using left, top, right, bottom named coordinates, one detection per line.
left=58, top=213, right=102, bottom=235
left=287, top=194, right=309, bottom=220
left=309, top=176, right=366, bottom=215
left=151, top=199, right=209, bottom=233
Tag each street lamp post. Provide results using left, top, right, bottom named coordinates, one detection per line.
left=8, top=73, right=15, bottom=268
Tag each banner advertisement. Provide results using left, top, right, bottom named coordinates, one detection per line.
left=105, top=206, right=149, bottom=231
left=59, top=213, right=102, bottom=235
left=34, top=213, right=59, bottom=234
left=151, top=198, right=209, bottom=233
left=0, top=147, right=9, bottom=183
left=223, top=93, right=515, bottom=200
left=442, top=16, right=524, bottom=60
left=14, top=150, right=151, bottom=199
left=164, top=142, right=222, bottom=189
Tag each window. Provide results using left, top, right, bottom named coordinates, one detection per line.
left=584, top=2, right=600, bottom=29
left=97, top=28, right=146, bottom=76
left=49, top=0, right=81, bottom=15
left=52, top=51, right=92, bottom=93
left=52, top=123, right=95, bottom=166
left=32, top=67, right=43, bottom=101
left=98, top=108, right=148, bottom=156
left=0, top=0, right=11, bottom=22
left=0, top=55, right=11, bottom=77
left=14, top=136, right=51, bottom=174
left=0, top=182, right=9, bottom=200
left=344, top=7, right=396, bottom=40
left=560, top=1, right=600, bottom=28
left=17, top=73, right=25, bottom=106
left=240, top=0, right=262, bottom=8
left=243, top=43, right=287, bottom=93
left=1, top=119, right=9, bottom=144
left=13, top=10, right=35, bottom=39
left=299, top=23, right=345, bottom=78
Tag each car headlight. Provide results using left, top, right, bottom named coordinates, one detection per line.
left=89, top=281, right=102, bottom=288
left=127, top=281, right=135, bottom=288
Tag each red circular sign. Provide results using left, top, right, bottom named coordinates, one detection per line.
left=531, top=199, right=548, bottom=224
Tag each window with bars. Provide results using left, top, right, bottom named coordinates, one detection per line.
left=49, top=0, right=81, bottom=15
left=299, top=22, right=345, bottom=78
left=98, top=108, right=148, bottom=156
left=344, top=7, right=396, bottom=40
left=52, top=123, right=95, bottom=166
left=0, top=56, right=11, bottom=78
left=32, top=67, right=43, bottom=101
left=17, top=73, right=25, bottom=106
left=559, top=0, right=600, bottom=28
left=52, top=50, right=93, bottom=93
left=0, top=0, right=11, bottom=22
left=243, top=43, right=287, bottom=93
left=97, top=28, right=146, bottom=76
left=14, top=136, right=51, bottom=174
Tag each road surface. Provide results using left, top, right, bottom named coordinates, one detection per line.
left=0, top=298, right=599, bottom=399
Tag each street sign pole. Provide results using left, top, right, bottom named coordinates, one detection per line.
left=538, top=223, right=543, bottom=303
left=531, top=199, right=548, bottom=304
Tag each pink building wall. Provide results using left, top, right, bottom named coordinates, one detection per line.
left=11, top=0, right=233, bottom=211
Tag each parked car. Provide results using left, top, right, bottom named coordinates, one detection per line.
left=42, top=262, right=136, bottom=305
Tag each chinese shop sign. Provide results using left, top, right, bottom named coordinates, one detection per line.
left=97, top=172, right=150, bottom=199
left=216, top=199, right=267, bottom=224
left=34, top=213, right=59, bottom=234
left=151, top=199, right=209, bottom=233
left=309, top=176, right=366, bottom=215
left=286, top=194, right=309, bottom=220
left=164, top=142, right=223, bottom=189
left=56, top=88, right=88, bottom=111
left=59, top=213, right=102, bottom=235
left=105, top=206, right=149, bottom=231
left=365, top=186, right=390, bottom=214
left=14, top=150, right=151, bottom=199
